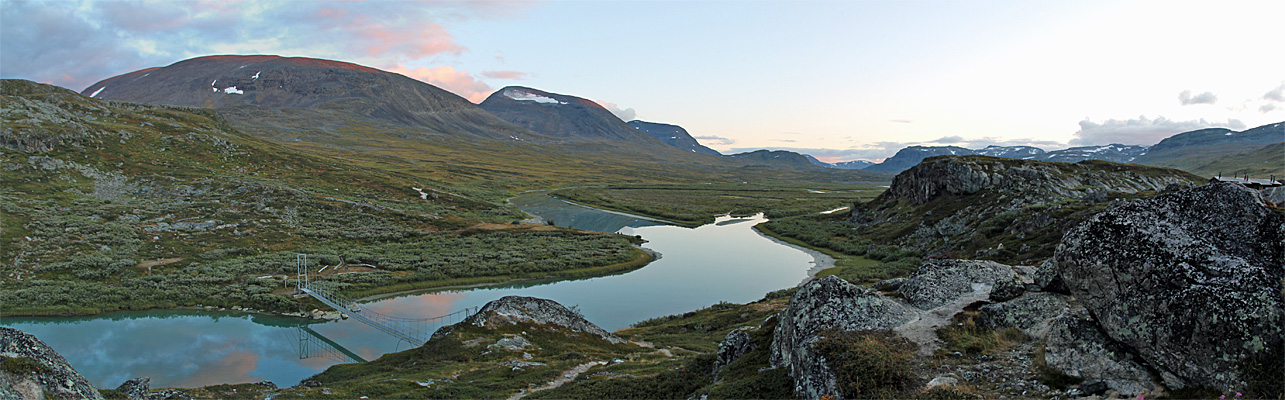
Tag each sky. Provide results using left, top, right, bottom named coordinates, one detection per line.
left=2, top=0, right=1283, bottom=163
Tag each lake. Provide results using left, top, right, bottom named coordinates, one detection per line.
left=2, top=193, right=824, bottom=388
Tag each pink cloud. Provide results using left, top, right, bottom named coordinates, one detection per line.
left=390, top=65, right=492, bottom=103
left=481, top=70, right=529, bottom=80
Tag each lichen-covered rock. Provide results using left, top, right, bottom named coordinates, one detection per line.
left=977, top=292, right=1071, bottom=338
left=712, top=327, right=755, bottom=378
left=899, top=259, right=1023, bottom=309
left=116, top=377, right=150, bottom=400
left=0, top=327, right=104, bottom=400
left=1052, top=182, right=1285, bottom=391
left=489, top=335, right=533, bottom=351
left=1042, top=311, right=1157, bottom=395
left=770, top=276, right=918, bottom=399
left=462, top=296, right=625, bottom=344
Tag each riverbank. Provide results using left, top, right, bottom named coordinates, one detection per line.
left=1, top=247, right=654, bottom=319
left=750, top=224, right=835, bottom=285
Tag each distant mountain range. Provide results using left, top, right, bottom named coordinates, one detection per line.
left=77, top=54, right=1280, bottom=179
left=626, top=120, right=720, bottom=155
left=819, top=123, right=1281, bottom=176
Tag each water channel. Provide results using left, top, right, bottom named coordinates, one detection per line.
left=1, top=193, right=827, bottom=388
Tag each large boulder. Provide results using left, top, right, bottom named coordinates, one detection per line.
left=1042, top=310, right=1158, bottom=395
left=712, top=328, right=755, bottom=378
left=0, top=327, right=104, bottom=400
left=1051, top=182, right=1285, bottom=390
left=460, top=295, right=625, bottom=344
left=977, top=291, right=1072, bottom=338
left=899, top=259, right=1024, bottom=309
left=770, top=276, right=918, bottom=399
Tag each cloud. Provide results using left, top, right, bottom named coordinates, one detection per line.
left=480, top=70, right=529, bottom=80
left=694, top=135, right=734, bottom=146
left=1178, top=90, right=1218, bottom=105
left=0, top=1, right=532, bottom=93
left=596, top=101, right=636, bottom=122
left=1071, top=115, right=1245, bottom=146
left=928, top=136, right=966, bottom=143
left=1265, top=83, right=1285, bottom=102
left=774, top=139, right=798, bottom=143
left=889, top=119, right=913, bottom=123
left=389, top=65, right=492, bottom=103
left=1261, top=104, right=1279, bottom=113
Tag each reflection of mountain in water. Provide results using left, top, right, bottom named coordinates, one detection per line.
left=509, top=193, right=662, bottom=233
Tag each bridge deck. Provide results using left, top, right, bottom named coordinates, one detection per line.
left=300, top=287, right=423, bottom=344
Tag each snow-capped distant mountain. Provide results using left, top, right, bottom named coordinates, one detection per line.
left=974, top=145, right=1045, bottom=158
left=1033, top=144, right=1148, bottom=163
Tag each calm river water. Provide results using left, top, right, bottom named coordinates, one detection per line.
left=2, top=193, right=823, bottom=388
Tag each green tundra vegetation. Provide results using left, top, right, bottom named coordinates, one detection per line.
left=0, top=80, right=656, bottom=316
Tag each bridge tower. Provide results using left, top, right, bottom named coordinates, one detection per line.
left=296, top=253, right=308, bottom=291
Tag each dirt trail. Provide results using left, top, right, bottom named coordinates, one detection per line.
left=894, top=283, right=991, bottom=355
left=507, top=360, right=606, bottom=400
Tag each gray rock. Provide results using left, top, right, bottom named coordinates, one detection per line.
left=1052, top=182, right=1285, bottom=390
left=977, top=292, right=1071, bottom=338
left=1042, top=311, right=1157, bottom=395
left=770, top=276, right=918, bottom=399
left=712, top=327, right=755, bottom=378
left=0, top=327, right=105, bottom=400
left=871, top=277, right=905, bottom=291
left=926, top=376, right=960, bottom=388
left=489, top=335, right=533, bottom=351
left=462, top=296, right=624, bottom=344
left=899, top=259, right=1022, bottom=309
left=116, top=377, right=150, bottom=400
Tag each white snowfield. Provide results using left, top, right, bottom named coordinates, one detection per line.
left=504, top=88, right=566, bottom=104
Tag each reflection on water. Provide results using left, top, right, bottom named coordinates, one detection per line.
left=2, top=193, right=820, bottom=389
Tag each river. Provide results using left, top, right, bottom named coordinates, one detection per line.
left=1, top=193, right=826, bottom=389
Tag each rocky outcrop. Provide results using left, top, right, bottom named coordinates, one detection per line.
left=1042, top=310, right=1158, bottom=395
left=898, top=259, right=1023, bottom=309
left=712, top=328, right=755, bottom=378
left=0, top=327, right=104, bottom=400
left=770, top=276, right=918, bottom=398
left=462, top=296, right=625, bottom=344
left=1052, top=182, right=1285, bottom=390
left=848, top=155, right=1200, bottom=264
left=978, top=292, right=1072, bottom=338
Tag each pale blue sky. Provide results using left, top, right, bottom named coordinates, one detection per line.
left=3, top=0, right=1282, bottom=161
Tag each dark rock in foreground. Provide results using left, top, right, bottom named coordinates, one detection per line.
left=460, top=295, right=625, bottom=344
left=770, top=276, right=918, bottom=398
left=1042, top=310, right=1158, bottom=395
left=0, top=327, right=104, bottom=400
left=1052, top=182, right=1285, bottom=390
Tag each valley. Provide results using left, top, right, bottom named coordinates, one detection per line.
left=1, top=53, right=1282, bottom=400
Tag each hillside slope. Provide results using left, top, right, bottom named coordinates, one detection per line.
left=627, top=120, right=720, bottom=155
left=0, top=79, right=644, bottom=316
left=848, top=155, right=1202, bottom=263
left=82, top=55, right=545, bottom=143
left=1134, top=121, right=1284, bottom=176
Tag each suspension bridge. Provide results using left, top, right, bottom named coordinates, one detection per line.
left=295, top=254, right=478, bottom=346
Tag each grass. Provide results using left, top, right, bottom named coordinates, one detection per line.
left=936, top=311, right=1028, bottom=355
left=812, top=329, right=919, bottom=399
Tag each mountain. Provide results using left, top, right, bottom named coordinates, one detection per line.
left=477, top=86, right=663, bottom=145
left=725, top=150, right=819, bottom=169
left=81, top=55, right=544, bottom=143
left=974, top=145, right=1045, bottom=158
left=803, top=155, right=874, bottom=170
left=1133, top=122, right=1284, bottom=176
left=863, top=146, right=974, bottom=172
left=626, top=120, right=720, bottom=155
left=1032, top=144, right=1148, bottom=163
left=831, top=160, right=874, bottom=169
